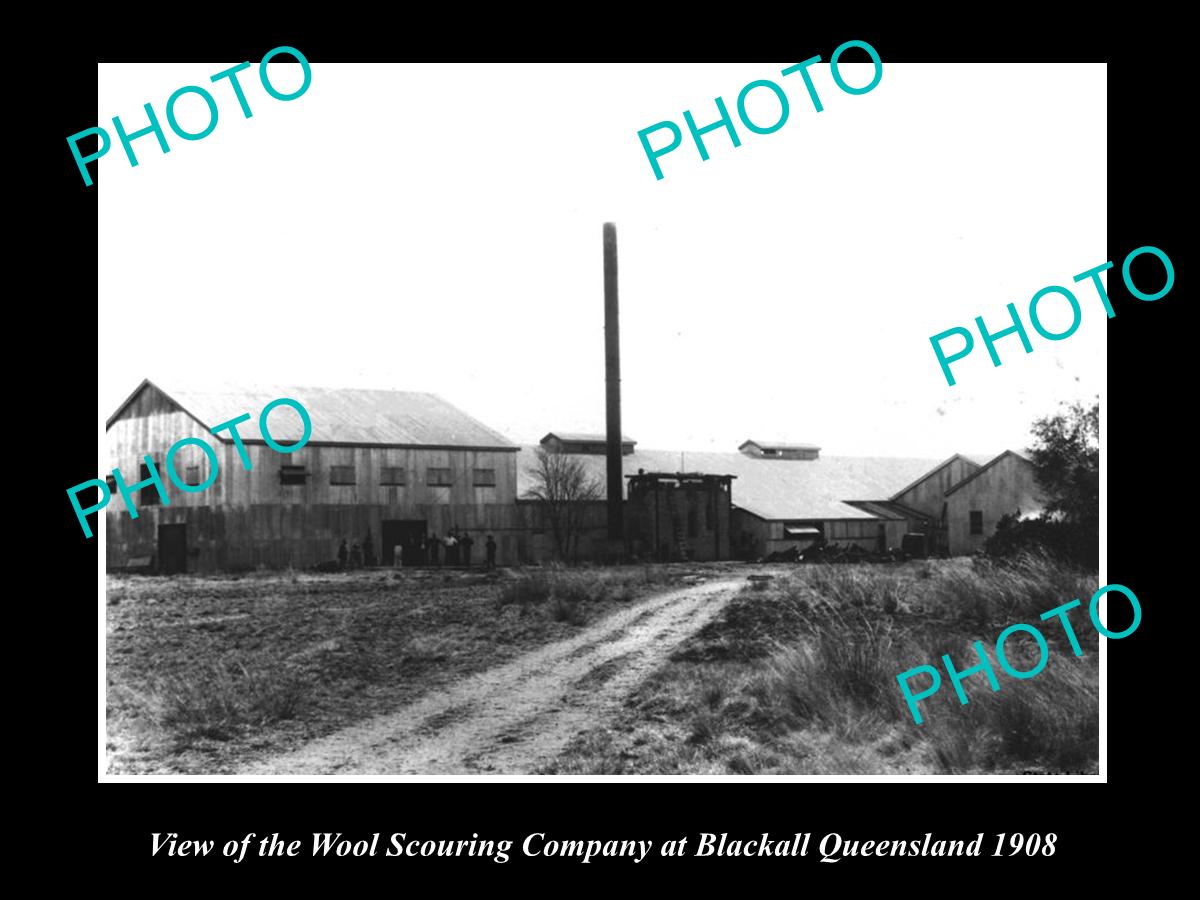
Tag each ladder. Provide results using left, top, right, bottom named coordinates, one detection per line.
left=674, top=526, right=691, bottom=561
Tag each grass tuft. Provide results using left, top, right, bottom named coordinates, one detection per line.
left=549, top=554, right=1100, bottom=775
left=154, top=659, right=308, bottom=748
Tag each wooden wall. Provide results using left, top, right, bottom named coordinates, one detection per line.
left=731, top=510, right=907, bottom=560
left=104, top=402, right=526, bottom=572
left=626, top=480, right=732, bottom=561
left=945, top=455, right=1044, bottom=555
left=106, top=412, right=519, bottom=512
left=107, top=501, right=543, bottom=572
left=892, top=456, right=980, bottom=519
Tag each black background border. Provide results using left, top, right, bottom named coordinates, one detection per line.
left=38, top=16, right=1183, bottom=881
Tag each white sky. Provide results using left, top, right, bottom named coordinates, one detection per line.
left=98, top=62, right=1105, bottom=458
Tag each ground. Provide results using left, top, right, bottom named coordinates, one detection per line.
left=106, top=557, right=1099, bottom=776
left=105, top=564, right=738, bottom=774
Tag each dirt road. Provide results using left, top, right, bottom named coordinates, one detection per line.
left=240, top=577, right=744, bottom=775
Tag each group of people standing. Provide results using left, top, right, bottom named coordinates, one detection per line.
left=336, top=531, right=377, bottom=570
left=423, top=528, right=497, bottom=568
left=337, top=528, right=498, bottom=569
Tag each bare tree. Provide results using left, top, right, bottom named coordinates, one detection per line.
left=524, top=446, right=603, bottom=562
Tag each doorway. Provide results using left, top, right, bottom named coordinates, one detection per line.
left=382, top=519, right=427, bottom=566
left=158, top=524, right=187, bottom=574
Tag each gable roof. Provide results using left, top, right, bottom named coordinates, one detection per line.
left=739, top=440, right=821, bottom=452
left=944, top=449, right=1033, bottom=495
left=542, top=431, right=636, bottom=444
left=517, top=446, right=942, bottom=520
left=106, top=379, right=517, bottom=450
left=888, top=453, right=982, bottom=501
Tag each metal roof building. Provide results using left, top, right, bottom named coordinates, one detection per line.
left=517, top=446, right=942, bottom=521
left=104, top=380, right=523, bottom=573
left=516, top=434, right=1027, bottom=559
left=108, top=380, right=517, bottom=449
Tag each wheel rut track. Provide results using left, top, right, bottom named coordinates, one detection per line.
left=240, top=577, right=745, bottom=775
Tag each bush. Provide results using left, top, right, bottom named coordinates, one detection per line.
left=497, top=566, right=673, bottom=613
left=985, top=513, right=1097, bottom=569
left=924, top=648, right=1098, bottom=773
left=732, top=557, right=1099, bottom=772
left=551, top=596, right=587, bottom=626
left=764, top=607, right=910, bottom=736
left=155, top=660, right=307, bottom=746
left=497, top=570, right=554, bottom=608
left=922, top=551, right=1095, bottom=634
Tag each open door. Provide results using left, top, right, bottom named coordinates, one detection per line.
left=382, top=519, right=427, bottom=566
left=157, top=524, right=187, bottom=574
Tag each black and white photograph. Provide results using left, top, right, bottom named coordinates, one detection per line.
left=94, top=59, right=1109, bottom=778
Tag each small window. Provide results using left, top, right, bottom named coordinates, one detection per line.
left=970, top=510, right=984, bottom=535
left=381, top=466, right=406, bottom=486
left=330, top=465, right=356, bottom=485
left=280, top=465, right=308, bottom=486
left=427, top=467, right=452, bottom=486
left=185, top=465, right=202, bottom=487
left=139, top=463, right=160, bottom=506
left=474, top=468, right=496, bottom=487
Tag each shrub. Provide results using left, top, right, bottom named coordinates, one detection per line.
left=688, top=712, right=721, bottom=744
left=701, top=681, right=726, bottom=710
left=155, top=659, right=307, bottom=746
left=731, top=556, right=1099, bottom=772
left=921, top=551, right=1095, bottom=633
left=762, top=606, right=911, bottom=737
left=924, top=650, right=1098, bottom=773
left=497, top=570, right=554, bottom=608
left=551, top=596, right=587, bottom=625
left=498, top=566, right=675, bottom=612
left=985, top=514, right=1097, bottom=569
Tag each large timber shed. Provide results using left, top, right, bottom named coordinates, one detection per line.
left=104, top=380, right=522, bottom=572
left=943, top=450, right=1044, bottom=555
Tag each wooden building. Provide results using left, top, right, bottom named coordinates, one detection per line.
left=625, top=472, right=734, bottom=561
left=105, top=380, right=523, bottom=572
left=942, top=450, right=1044, bottom=555
left=517, top=436, right=947, bottom=560
left=103, top=381, right=1043, bottom=571
left=516, top=436, right=1044, bottom=560
left=737, top=439, right=821, bottom=461
left=540, top=432, right=637, bottom=455
left=887, top=454, right=984, bottom=555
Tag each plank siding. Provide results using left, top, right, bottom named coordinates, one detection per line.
left=105, top=387, right=522, bottom=571
left=945, top=454, right=1044, bottom=555
left=731, top=509, right=906, bottom=560
left=892, top=456, right=980, bottom=518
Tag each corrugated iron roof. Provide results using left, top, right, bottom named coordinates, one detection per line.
left=543, top=432, right=637, bottom=444
left=740, top=440, right=822, bottom=451
left=961, top=452, right=995, bottom=467
left=888, top=453, right=982, bottom=502
left=518, top=446, right=943, bottom=520
left=111, top=380, right=517, bottom=449
left=944, top=449, right=1033, bottom=495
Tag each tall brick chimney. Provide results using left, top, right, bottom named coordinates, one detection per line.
left=603, top=223, right=623, bottom=542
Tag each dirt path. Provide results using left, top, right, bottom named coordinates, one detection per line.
left=240, top=577, right=744, bottom=775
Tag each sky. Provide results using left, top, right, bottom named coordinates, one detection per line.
left=98, top=61, right=1105, bottom=459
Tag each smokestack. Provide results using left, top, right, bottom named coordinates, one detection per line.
left=603, top=222, right=623, bottom=542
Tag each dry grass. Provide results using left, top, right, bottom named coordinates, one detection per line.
left=153, top=660, right=308, bottom=746
left=106, top=565, right=680, bottom=774
left=544, top=555, right=1100, bottom=775
left=497, top=565, right=679, bottom=625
